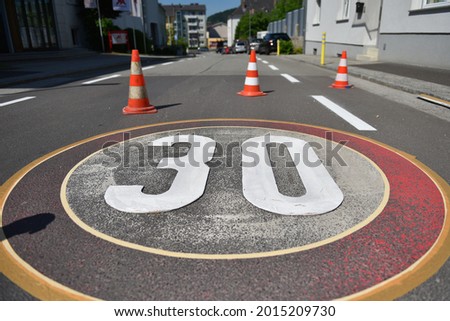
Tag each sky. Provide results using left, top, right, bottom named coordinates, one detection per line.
left=158, top=0, right=241, bottom=17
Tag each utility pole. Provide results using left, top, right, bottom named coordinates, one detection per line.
left=97, top=0, right=105, bottom=52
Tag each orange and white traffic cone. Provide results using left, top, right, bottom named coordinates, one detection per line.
left=123, top=49, right=157, bottom=115
left=330, top=51, right=353, bottom=89
left=238, top=49, right=267, bottom=97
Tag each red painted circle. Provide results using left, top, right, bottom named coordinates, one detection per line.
left=1, top=119, right=447, bottom=300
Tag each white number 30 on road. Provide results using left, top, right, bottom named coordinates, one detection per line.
left=104, top=135, right=344, bottom=216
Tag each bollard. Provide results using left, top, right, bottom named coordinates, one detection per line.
left=321, top=32, right=326, bottom=65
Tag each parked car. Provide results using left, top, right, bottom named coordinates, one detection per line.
left=234, top=41, right=247, bottom=54
left=258, top=33, right=290, bottom=54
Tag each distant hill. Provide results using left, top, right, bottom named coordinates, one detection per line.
left=207, top=7, right=237, bottom=26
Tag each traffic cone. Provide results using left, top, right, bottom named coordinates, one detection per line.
left=238, top=49, right=267, bottom=97
left=123, top=49, right=157, bottom=115
left=330, top=51, right=353, bottom=89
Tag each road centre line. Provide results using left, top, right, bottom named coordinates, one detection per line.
left=312, top=95, right=377, bottom=131
left=142, top=66, right=155, bottom=70
left=0, top=96, right=35, bottom=107
left=82, top=74, right=120, bottom=85
left=281, top=73, right=301, bottom=83
left=268, top=65, right=279, bottom=70
left=162, top=61, right=174, bottom=66
left=261, top=60, right=269, bottom=64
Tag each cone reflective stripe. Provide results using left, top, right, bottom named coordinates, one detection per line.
left=123, top=50, right=157, bottom=115
left=238, top=50, right=267, bottom=97
left=330, top=51, right=353, bottom=89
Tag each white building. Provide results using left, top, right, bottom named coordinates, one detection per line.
left=378, top=0, right=450, bottom=68
left=113, top=0, right=166, bottom=48
left=163, top=3, right=207, bottom=48
left=304, top=0, right=450, bottom=68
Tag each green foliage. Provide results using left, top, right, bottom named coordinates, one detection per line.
left=154, top=38, right=187, bottom=56
left=207, top=8, right=237, bottom=25
left=235, top=11, right=270, bottom=40
left=82, top=3, right=121, bottom=51
left=293, top=46, right=303, bottom=54
left=125, top=28, right=153, bottom=54
left=96, top=18, right=120, bottom=36
left=270, top=0, right=303, bottom=22
left=279, top=39, right=294, bottom=55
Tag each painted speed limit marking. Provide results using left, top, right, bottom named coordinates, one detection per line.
left=0, top=119, right=448, bottom=301
left=63, top=126, right=386, bottom=258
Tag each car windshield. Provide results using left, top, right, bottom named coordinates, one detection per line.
left=237, top=42, right=245, bottom=46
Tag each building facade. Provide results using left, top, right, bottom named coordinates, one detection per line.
left=163, top=3, right=207, bottom=48
left=0, top=0, right=167, bottom=54
left=378, top=0, right=450, bottom=68
left=304, top=0, right=450, bottom=68
left=113, top=0, right=166, bottom=48
left=0, top=0, right=86, bottom=53
left=207, top=22, right=227, bottom=49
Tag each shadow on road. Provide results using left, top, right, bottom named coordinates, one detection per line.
left=156, top=103, right=182, bottom=110
left=0, top=213, right=55, bottom=241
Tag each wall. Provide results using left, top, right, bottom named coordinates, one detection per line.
left=113, top=0, right=166, bottom=47
left=227, top=17, right=240, bottom=44
left=304, top=0, right=382, bottom=58
left=268, top=8, right=304, bottom=38
left=378, top=0, right=450, bottom=68
left=53, top=0, right=85, bottom=48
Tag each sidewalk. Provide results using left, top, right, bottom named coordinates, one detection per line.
left=285, top=54, right=450, bottom=102
left=0, top=49, right=179, bottom=88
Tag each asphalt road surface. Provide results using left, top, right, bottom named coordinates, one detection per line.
left=0, top=51, right=449, bottom=300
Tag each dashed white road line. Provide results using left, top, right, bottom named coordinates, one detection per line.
left=268, top=65, right=279, bottom=71
left=142, top=66, right=156, bottom=70
left=261, top=60, right=269, bottom=64
left=281, top=73, right=301, bottom=83
left=82, top=74, right=120, bottom=85
left=162, top=62, right=174, bottom=66
left=312, top=95, right=377, bottom=131
left=0, top=96, right=36, bottom=107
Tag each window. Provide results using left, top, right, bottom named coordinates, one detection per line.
left=425, top=0, right=448, bottom=4
left=337, top=0, right=350, bottom=21
left=411, top=0, right=450, bottom=9
left=312, top=0, right=321, bottom=25
left=14, top=0, right=58, bottom=50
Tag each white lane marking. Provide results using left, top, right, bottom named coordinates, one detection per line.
left=0, top=96, right=36, bottom=107
left=312, top=95, right=377, bottom=131
left=268, top=65, right=279, bottom=71
left=261, top=60, right=269, bottom=64
left=256, top=57, right=262, bottom=61
left=142, top=66, right=155, bottom=70
left=162, top=62, right=174, bottom=66
left=82, top=74, right=120, bottom=85
left=281, top=73, right=301, bottom=83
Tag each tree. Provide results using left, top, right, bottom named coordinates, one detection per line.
left=82, top=0, right=122, bottom=50
left=235, top=11, right=270, bottom=40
